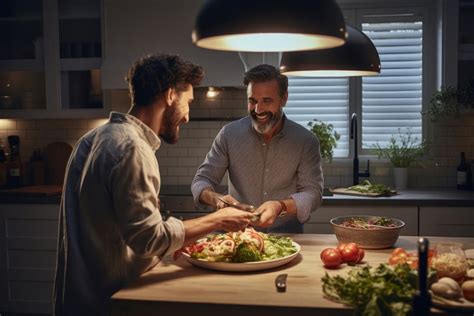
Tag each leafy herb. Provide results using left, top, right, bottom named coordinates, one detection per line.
left=308, top=119, right=340, bottom=162
left=349, top=180, right=396, bottom=196
left=322, top=264, right=417, bottom=316
left=370, top=128, right=428, bottom=168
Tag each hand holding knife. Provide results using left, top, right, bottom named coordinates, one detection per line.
left=217, top=196, right=261, bottom=222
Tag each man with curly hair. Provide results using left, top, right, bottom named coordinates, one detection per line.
left=53, top=53, right=253, bottom=315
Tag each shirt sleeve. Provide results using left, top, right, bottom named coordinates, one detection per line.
left=110, top=143, right=185, bottom=259
left=191, top=127, right=229, bottom=208
left=290, top=135, right=324, bottom=224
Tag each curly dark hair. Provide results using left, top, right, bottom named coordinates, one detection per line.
left=126, top=53, right=204, bottom=107
left=243, top=64, right=288, bottom=98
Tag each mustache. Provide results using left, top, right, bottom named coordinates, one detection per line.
left=250, top=110, right=273, bottom=117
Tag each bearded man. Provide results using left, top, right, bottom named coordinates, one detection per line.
left=191, top=64, right=323, bottom=233
left=53, top=53, right=253, bottom=316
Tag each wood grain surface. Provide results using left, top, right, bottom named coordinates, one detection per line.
left=111, top=234, right=474, bottom=316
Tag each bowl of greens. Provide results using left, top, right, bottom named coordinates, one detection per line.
left=330, top=215, right=405, bottom=249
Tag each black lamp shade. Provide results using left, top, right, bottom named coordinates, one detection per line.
left=192, top=0, right=346, bottom=52
left=280, top=25, right=381, bottom=76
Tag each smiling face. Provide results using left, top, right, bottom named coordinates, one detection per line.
left=160, top=84, right=193, bottom=144
left=247, top=79, right=288, bottom=136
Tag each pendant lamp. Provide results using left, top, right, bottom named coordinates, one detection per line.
left=280, top=25, right=381, bottom=76
left=192, top=0, right=346, bottom=52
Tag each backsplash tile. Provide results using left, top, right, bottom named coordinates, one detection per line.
left=0, top=88, right=473, bottom=190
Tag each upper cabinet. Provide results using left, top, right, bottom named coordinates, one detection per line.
left=101, top=0, right=245, bottom=89
left=0, top=0, right=106, bottom=119
left=0, top=0, right=47, bottom=111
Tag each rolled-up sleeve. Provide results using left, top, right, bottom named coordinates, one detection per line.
left=191, top=127, right=229, bottom=208
left=290, top=135, right=324, bottom=223
left=111, top=144, right=185, bottom=259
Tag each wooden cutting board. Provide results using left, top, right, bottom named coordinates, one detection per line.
left=0, top=185, right=62, bottom=196
left=330, top=187, right=386, bottom=197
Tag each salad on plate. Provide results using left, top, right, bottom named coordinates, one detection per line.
left=183, top=228, right=298, bottom=263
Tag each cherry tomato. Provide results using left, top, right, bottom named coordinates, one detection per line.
left=388, top=253, right=408, bottom=265
left=357, top=248, right=365, bottom=263
left=320, top=248, right=343, bottom=268
left=340, top=243, right=360, bottom=264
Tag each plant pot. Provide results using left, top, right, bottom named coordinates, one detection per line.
left=393, top=167, right=408, bottom=190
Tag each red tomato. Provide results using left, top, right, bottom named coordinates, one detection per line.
left=341, top=243, right=360, bottom=264
left=388, top=253, right=408, bottom=265
left=336, top=243, right=347, bottom=253
left=357, top=248, right=365, bottom=263
left=320, top=248, right=343, bottom=268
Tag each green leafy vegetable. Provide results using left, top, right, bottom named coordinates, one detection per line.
left=322, top=264, right=417, bottom=316
left=263, top=235, right=297, bottom=260
left=233, top=242, right=262, bottom=263
left=349, top=180, right=396, bottom=196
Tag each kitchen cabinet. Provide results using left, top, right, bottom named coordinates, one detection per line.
left=0, top=203, right=59, bottom=315
left=0, top=0, right=107, bottom=119
left=102, top=0, right=245, bottom=89
left=304, top=206, right=418, bottom=236
left=419, top=206, right=474, bottom=237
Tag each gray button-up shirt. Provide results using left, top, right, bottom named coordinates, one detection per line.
left=191, top=116, right=323, bottom=233
left=54, top=112, right=184, bottom=315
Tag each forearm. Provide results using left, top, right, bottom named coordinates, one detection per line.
left=183, top=212, right=221, bottom=245
left=199, top=187, right=220, bottom=208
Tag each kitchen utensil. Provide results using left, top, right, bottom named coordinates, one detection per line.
left=330, top=215, right=405, bottom=249
left=217, top=196, right=260, bottom=221
left=275, top=274, right=288, bottom=292
left=413, top=237, right=431, bottom=316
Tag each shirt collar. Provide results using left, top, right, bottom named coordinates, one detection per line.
left=109, top=111, right=161, bottom=151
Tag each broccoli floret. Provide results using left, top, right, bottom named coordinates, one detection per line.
left=232, top=242, right=262, bottom=263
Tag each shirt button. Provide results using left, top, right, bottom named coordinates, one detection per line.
left=263, top=192, right=267, bottom=195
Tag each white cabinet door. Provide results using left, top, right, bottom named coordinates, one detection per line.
left=419, top=206, right=474, bottom=237
left=102, top=0, right=245, bottom=89
left=0, top=204, right=59, bottom=315
left=304, top=206, right=418, bottom=236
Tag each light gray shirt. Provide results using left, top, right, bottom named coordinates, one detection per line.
left=54, top=112, right=184, bottom=315
left=191, top=115, right=323, bottom=233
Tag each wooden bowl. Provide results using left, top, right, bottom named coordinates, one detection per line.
left=330, top=215, right=405, bottom=249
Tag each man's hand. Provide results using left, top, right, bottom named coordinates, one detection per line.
left=215, top=194, right=240, bottom=209
left=212, top=207, right=253, bottom=231
left=253, top=200, right=281, bottom=228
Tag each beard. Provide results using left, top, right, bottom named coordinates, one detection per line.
left=160, top=101, right=182, bottom=144
left=249, top=107, right=283, bottom=134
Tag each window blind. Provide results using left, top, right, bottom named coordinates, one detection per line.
left=284, top=77, right=349, bottom=157
left=361, top=21, right=423, bottom=148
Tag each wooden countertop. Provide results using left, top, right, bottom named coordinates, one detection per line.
left=111, top=234, right=474, bottom=316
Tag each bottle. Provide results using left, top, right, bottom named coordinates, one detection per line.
left=7, top=135, right=22, bottom=187
left=457, top=152, right=468, bottom=190
left=0, top=139, right=7, bottom=188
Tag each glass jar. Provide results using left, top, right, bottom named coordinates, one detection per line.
left=432, top=242, right=468, bottom=282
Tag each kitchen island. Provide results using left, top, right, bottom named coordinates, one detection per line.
left=111, top=234, right=474, bottom=316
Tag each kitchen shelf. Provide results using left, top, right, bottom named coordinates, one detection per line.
left=60, top=58, right=101, bottom=71
left=0, top=59, right=44, bottom=71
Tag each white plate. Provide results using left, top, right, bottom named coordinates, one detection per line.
left=182, top=241, right=301, bottom=272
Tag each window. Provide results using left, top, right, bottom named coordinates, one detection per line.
left=361, top=21, right=423, bottom=148
left=284, top=6, right=430, bottom=159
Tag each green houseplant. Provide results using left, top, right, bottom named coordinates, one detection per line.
left=371, top=128, right=428, bottom=189
left=308, top=119, right=340, bottom=162
left=427, top=84, right=474, bottom=122
left=371, top=129, right=428, bottom=168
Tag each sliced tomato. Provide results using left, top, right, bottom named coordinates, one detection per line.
left=249, top=232, right=265, bottom=252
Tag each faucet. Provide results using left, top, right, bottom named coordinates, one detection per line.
left=350, top=113, right=370, bottom=185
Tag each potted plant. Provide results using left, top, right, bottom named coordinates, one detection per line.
left=427, top=84, right=474, bottom=122
left=371, top=128, right=428, bottom=189
left=308, top=119, right=340, bottom=163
